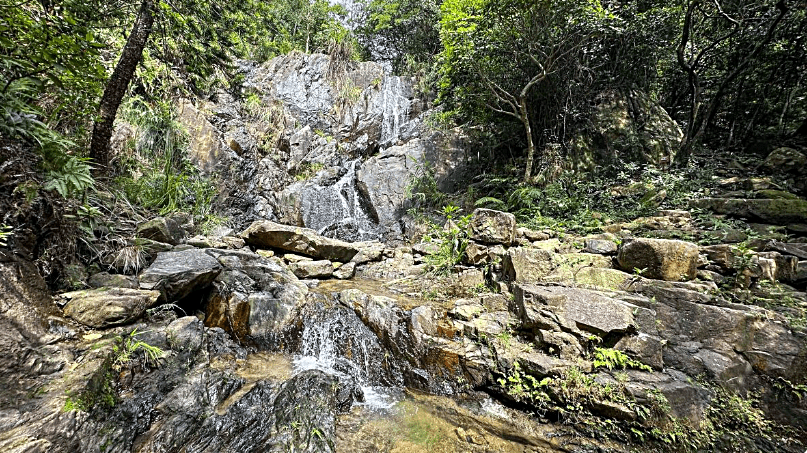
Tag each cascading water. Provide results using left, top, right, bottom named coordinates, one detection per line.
left=293, top=304, right=402, bottom=410
left=379, top=75, right=409, bottom=148
left=298, top=160, right=380, bottom=242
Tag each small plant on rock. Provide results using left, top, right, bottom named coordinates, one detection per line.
left=424, top=204, right=471, bottom=275
left=592, top=347, right=651, bottom=372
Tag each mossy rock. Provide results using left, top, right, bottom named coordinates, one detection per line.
left=692, top=198, right=807, bottom=225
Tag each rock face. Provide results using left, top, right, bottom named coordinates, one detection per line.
left=139, top=248, right=222, bottom=301
left=61, top=288, right=161, bottom=328
left=513, top=284, right=636, bottom=336
left=692, top=197, right=807, bottom=224
left=166, top=53, right=474, bottom=243
left=467, top=208, right=516, bottom=245
left=241, top=220, right=360, bottom=262
left=617, top=238, right=699, bottom=281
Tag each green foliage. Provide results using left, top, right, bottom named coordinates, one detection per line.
left=0, top=224, right=12, bottom=247
left=294, top=162, right=325, bottom=181
left=115, top=98, right=216, bottom=219
left=497, top=361, right=551, bottom=407
left=473, top=159, right=717, bottom=232
left=592, top=347, right=652, bottom=372
left=112, top=329, right=165, bottom=372
left=423, top=204, right=471, bottom=275
left=0, top=1, right=106, bottom=137
left=355, top=0, right=442, bottom=72
left=43, top=155, right=95, bottom=199
left=405, top=159, right=447, bottom=215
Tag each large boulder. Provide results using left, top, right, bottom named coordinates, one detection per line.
left=139, top=249, right=222, bottom=301
left=617, top=238, right=699, bottom=281
left=503, top=248, right=612, bottom=284
left=570, top=90, right=682, bottom=170
left=288, top=259, right=334, bottom=279
left=691, top=198, right=807, bottom=225
left=240, top=220, right=360, bottom=262
left=763, top=147, right=806, bottom=175
left=136, top=217, right=184, bottom=246
left=204, top=249, right=307, bottom=348
left=512, top=284, right=637, bottom=337
left=61, top=287, right=160, bottom=328
left=467, top=208, right=516, bottom=245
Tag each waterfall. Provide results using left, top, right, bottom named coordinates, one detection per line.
left=298, top=160, right=380, bottom=242
left=293, top=305, right=401, bottom=410
left=379, top=75, right=409, bottom=148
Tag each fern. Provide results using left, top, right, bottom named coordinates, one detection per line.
left=593, top=347, right=651, bottom=372
left=474, top=196, right=506, bottom=209
left=44, top=156, right=95, bottom=199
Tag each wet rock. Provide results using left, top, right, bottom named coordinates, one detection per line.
left=166, top=316, right=204, bottom=352
left=241, top=220, right=359, bottom=262
left=333, top=262, right=356, bottom=280
left=61, top=287, right=160, bottom=328
left=88, top=272, right=139, bottom=289
left=691, top=198, right=807, bottom=225
left=139, top=249, right=222, bottom=302
left=288, top=259, right=334, bottom=279
left=205, top=249, right=308, bottom=347
left=513, top=284, right=636, bottom=337
left=136, top=217, right=184, bottom=245
left=617, top=238, right=699, bottom=281
left=467, top=208, right=516, bottom=245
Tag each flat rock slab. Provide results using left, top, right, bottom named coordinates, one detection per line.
left=139, top=249, right=222, bottom=302
left=513, top=284, right=636, bottom=336
left=240, top=220, right=359, bottom=262
left=691, top=198, right=807, bottom=225
left=61, top=287, right=160, bottom=328
left=288, top=260, right=334, bottom=279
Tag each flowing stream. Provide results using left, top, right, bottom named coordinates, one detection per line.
left=292, top=303, right=401, bottom=410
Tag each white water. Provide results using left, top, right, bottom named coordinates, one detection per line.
left=292, top=307, right=399, bottom=410
left=298, top=160, right=380, bottom=242
left=379, top=75, right=409, bottom=148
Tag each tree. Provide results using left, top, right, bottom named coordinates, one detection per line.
left=674, top=0, right=791, bottom=164
left=89, top=0, right=157, bottom=172
left=438, top=0, right=614, bottom=182
left=355, top=0, right=443, bottom=72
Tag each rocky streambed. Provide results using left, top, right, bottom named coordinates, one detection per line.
left=2, top=204, right=807, bottom=452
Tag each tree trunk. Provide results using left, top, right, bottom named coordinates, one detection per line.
left=520, top=97, right=536, bottom=183
left=89, top=0, right=157, bottom=173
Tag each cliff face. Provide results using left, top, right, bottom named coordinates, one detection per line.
left=168, top=52, right=473, bottom=242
